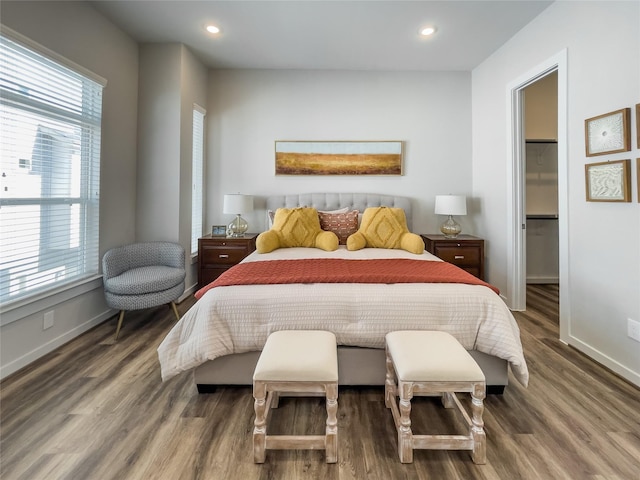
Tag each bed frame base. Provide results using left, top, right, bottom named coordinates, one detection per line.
left=194, top=347, right=508, bottom=394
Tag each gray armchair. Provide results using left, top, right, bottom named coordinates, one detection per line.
left=102, top=242, right=186, bottom=340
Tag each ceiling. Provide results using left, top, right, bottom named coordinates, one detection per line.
left=90, top=0, right=553, bottom=71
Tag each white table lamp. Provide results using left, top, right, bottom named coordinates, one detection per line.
left=434, top=195, right=467, bottom=238
left=223, top=194, right=254, bottom=237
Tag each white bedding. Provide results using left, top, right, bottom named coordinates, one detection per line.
left=157, top=247, right=529, bottom=386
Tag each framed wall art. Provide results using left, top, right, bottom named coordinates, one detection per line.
left=584, top=108, right=631, bottom=157
left=275, top=140, right=403, bottom=175
left=636, top=104, right=639, bottom=148
left=585, top=159, right=631, bottom=202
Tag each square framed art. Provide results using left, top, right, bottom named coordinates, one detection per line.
left=584, top=108, right=631, bottom=157
left=585, top=159, right=631, bottom=202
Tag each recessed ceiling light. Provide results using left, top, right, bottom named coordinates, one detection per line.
left=206, top=25, right=220, bottom=34
left=420, top=26, right=436, bottom=36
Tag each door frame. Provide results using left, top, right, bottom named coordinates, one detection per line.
left=506, top=49, right=569, bottom=342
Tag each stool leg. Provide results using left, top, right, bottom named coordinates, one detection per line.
left=470, top=383, right=486, bottom=464
left=325, top=383, right=338, bottom=463
left=398, top=381, right=413, bottom=463
left=253, top=382, right=267, bottom=463
left=385, top=349, right=395, bottom=408
left=442, top=392, right=455, bottom=408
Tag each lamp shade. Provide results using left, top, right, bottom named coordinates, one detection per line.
left=434, top=195, right=467, bottom=216
left=223, top=194, right=254, bottom=215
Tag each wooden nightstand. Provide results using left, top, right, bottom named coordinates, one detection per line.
left=421, top=234, right=485, bottom=281
left=198, top=233, right=258, bottom=288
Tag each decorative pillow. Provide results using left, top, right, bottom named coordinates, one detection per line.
left=257, top=207, right=339, bottom=253
left=318, top=210, right=359, bottom=245
left=346, top=206, right=424, bottom=254
left=267, top=206, right=349, bottom=228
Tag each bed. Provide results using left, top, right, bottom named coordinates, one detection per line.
left=158, top=193, right=528, bottom=393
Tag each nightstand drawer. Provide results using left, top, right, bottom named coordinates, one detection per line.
left=434, top=246, right=481, bottom=267
left=201, top=244, right=251, bottom=265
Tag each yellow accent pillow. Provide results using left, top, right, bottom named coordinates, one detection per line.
left=346, top=207, right=424, bottom=254
left=256, top=207, right=339, bottom=253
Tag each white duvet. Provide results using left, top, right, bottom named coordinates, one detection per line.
left=158, top=247, right=529, bottom=386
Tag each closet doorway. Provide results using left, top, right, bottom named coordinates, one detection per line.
left=507, top=49, right=568, bottom=342
left=524, top=72, right=559, bottom=287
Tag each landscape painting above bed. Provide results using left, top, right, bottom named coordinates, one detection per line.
left=157, top=193, right=528, bottom=394
left=275, top=141, right=403, bottom=175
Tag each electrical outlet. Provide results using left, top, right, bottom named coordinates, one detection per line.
left=43, top=310, right=54, bottom=330
left=628, top=318, right=640, bottom=343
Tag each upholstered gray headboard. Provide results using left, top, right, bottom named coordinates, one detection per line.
left=266, top=193, right=413, bottom=229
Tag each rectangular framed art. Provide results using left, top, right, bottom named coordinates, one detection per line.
left=275, top=140, right=403, bottom=175
left=636, top=104, right=640, bottom=148
left=584, top=108, right=631, bottom=157
left=585, top=159, right=631, bottom=202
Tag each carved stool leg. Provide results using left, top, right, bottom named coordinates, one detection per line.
left=385, top=349, right=395, bottom=408
left=470, top=384, right=486, bottom=464
left=325, top=383, right=338, bottom=463
left=398, top=382, right=413, bottom=463
left=253, top=382, right=267, bottom=463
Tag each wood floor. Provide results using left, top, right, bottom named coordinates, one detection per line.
left=1, top=285, right=639, bottom=479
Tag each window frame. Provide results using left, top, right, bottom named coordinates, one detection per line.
left=190, top=104, right=206, bottom=258
left=0, top=26, right=106, bottom=324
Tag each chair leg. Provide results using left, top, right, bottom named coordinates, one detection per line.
left=170, top=301, right=180, bottom=321
left=114, top=310, right=125, bottom=341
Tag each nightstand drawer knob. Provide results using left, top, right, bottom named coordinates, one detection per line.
left=219, top=254, right=229, bottom=259
left=455, top=255, right=464, bottom=259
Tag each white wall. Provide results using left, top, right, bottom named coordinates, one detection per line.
left=472, top=1, right=639, bottom=385
left=205, top=70, right=473, bottom=235
left=137, top=43, right=207, bottom=293
left=0, top=1, right=139, bottom=378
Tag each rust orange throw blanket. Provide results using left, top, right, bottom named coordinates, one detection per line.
left=195, top=258, right=499, bottom=300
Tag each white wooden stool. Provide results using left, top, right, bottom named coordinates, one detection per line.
left=253, top=330, right=338, bottom=463
left=385, top=331, right=486, bottom=464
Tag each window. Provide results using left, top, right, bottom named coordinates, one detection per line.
left=191, top=105, right=206, bottom=256
left=0, top=29, right=105, bottom=306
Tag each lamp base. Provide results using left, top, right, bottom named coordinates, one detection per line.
left=440, top=215, right=461, bottom=238
left=227, top=214, right=248, bottom=237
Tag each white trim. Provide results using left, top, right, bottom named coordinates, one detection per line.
left=0, top=24, right=107, bottom=87
left=0, top=308, right=113, bottom=380
left=193, top=103, right=207, bottom=115
left=568, top=336, right=640, bottom=387
left=506, top=49, right=569, bottom=335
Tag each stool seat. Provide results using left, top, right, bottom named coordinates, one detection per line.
left=254, top=330, right=338, bottom=382
left=253, top=330, right=338, bottom=464
left=385, top=330, right=487, bottom=464
left=386, top=331, right=484, bottom=382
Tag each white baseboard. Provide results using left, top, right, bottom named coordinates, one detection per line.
left=0, top=309, right=114, bottom=381
left=569, top=335, right=640, bottom=387
left=178, top=283, right=197, bottom=303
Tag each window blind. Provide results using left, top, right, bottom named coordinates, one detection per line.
left=0, top=30, right=104, bottom=305
left=191, top=105, right=205, bottom=255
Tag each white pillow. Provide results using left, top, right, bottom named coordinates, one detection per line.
left=267, top=206, right=349, bottom=228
